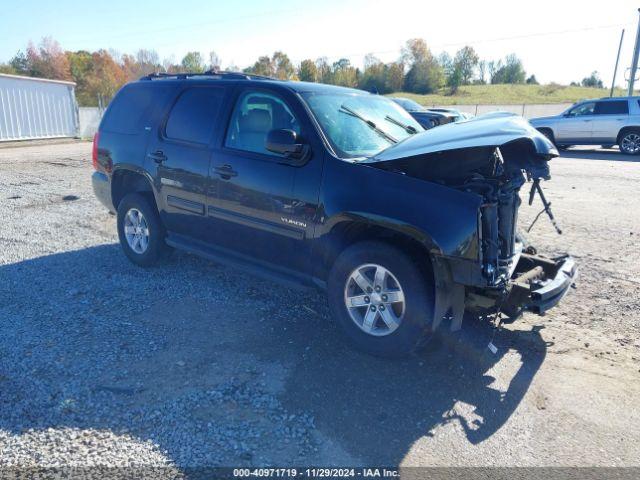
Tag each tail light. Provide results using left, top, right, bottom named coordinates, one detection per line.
left=92, top=132, right=100, bottom=171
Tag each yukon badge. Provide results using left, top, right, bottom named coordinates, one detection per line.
left=281, top=217, right=307, bottom=228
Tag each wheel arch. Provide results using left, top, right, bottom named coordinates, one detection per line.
left=616, top=126, right=640, bottom=144
left=535, top=127, right=555, bottom=143
left=316, top=216, right=439, bottom=285
left=111, top=167, right=157, bottom=211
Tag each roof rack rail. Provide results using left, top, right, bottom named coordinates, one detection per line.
left=140, top=70, right=276, bottom=81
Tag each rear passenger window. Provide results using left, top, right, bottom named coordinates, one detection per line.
left=594, top=101, right=628, bottom=115
left=102, top=85, right=164, bottom=135
left=165, top=87, right=225, bottom=144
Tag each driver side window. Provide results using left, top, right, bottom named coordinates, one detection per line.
left=225, top=90, right=300, bottom=156
left=568, top=102, right=595, bottom=117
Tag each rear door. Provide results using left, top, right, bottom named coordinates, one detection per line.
left=555, top=101, right=595, bottom=142
left=592, top=100, right=629, bottom=143
left=206, top=86, right=323, bottom=275
left=145, top=84, right=227, bottom=239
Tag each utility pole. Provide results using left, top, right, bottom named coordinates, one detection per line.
left=611, top=29, right=625, bottom=97
left=628, top=8, right=640, bottom=96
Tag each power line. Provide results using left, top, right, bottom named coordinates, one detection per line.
left=319, top=22, right=634, bottom=63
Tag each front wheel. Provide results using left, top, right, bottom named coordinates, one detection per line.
left=619, top=130, right=640, bottom=155
left=327, top=241, right=434, bottom=357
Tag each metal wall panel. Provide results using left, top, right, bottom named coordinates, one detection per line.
left=0, top=74, right=79, bottom=141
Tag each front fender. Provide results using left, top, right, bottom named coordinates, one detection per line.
left=318, top=159, right=483, bottom=260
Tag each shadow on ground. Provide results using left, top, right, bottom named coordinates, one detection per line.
left=0, top=245, right=548, bottom=468
left=560, top=147, right=640, bottom=162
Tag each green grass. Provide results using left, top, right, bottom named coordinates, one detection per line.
left=387, top=84, right=630, bottom=106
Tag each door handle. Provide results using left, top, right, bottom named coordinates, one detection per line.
left=148, top=150, right=167, bottom=164
left=214, top=164, right=238, bottom=179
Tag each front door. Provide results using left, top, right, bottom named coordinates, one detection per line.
left=206, top=87, right=322, bottom=275
left=146, top=85, right=227, bottom=239
left=555, top=101, right=595, bottom=143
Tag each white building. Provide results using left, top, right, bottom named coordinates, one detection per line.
left=0, top=73, right=79, bottom=142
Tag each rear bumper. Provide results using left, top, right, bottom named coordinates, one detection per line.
left=92, top=171, right=114, bottom=213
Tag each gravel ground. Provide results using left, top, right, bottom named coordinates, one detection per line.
left=0, top=141, right=638, bottom=473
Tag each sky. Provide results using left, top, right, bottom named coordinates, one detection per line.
left=1, top=0, right=639, bottom=86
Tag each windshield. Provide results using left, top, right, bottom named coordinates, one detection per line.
left=302, top=92, right=423, bottom=159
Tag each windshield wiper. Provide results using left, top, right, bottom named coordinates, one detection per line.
left=384, top=115, right=418, bottom=134
left=339, top=105, right=397, bottom=144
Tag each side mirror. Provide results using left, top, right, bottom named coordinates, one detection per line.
left=265, top=129, right=309, bottom=163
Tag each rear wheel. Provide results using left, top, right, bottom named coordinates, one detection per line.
left=327, top=241, right=434, bottom=357
left=117, top=193, right=168, bottom=267
left=619, top=130, right=640, bottom=155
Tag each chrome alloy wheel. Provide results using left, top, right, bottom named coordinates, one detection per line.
left=123, top=208, right=149, bottom=254
left=621, top=133, right=640, bottom=154
left=344, top=263, right=406, bottom=336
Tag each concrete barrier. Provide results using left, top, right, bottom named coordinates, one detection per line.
left=432, top=103, right=572, bottom=119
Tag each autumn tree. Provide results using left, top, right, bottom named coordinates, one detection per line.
left=245, top=55, right=274, bottom=76
left=67, top=50, right=94, bottom=104
left=298, top=59, right=318, bottom=82
left=315, top=57, right=332, bottom=83
left=181, top=51, right=204, bottom=72
left=331, top=58, right=358, bottom=87
left=82, top=50, right=127, bottom=106
left=26, top=37, right=72, bottom=80
left=491, top=54, right=526, bottom=84
left=272, top=51, right=296, bottom=80
left=359, top=54, right=385, bottom=92
left=402, top=38, right=444, bottom=93
left=208, top=51, right=221, bottom=71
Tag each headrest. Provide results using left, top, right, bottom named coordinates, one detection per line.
left=240, top=109, right=272, bottom=133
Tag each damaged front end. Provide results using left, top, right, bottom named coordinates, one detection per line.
left=365, top=114, right=578, bottom=326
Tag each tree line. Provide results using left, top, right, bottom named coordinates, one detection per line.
left=1, top=36, right=552, bottom=107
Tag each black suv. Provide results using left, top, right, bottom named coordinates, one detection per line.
left=92, top=72, right=577, bottom=357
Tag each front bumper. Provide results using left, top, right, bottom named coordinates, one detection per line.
left=504, top=253, right=578, bottom=315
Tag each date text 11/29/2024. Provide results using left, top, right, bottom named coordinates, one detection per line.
left=232, top=467, right=399, bottom=478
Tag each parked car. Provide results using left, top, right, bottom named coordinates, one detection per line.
left=428, top=107, right=474, bottom=121
left=529, top=96, right=640, bottom=154
left=92, top=72, right=576, bottom=357
left=390, top=97, right=456, bottom=129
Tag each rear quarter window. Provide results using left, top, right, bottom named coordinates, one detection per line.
left=101, top=84, right=171, bottom=135
left=164, top=87, right=226, bottom=145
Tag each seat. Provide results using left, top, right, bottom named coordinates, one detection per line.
left=237, top=108, right=272, bottom=153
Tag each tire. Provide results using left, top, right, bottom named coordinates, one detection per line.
left=538, top=128, right=571, bottom=151
left=538, top=128, right=555, bottom=144
left=117, top=193, right=168, bottom=267
left=618, top=130, right=640, bottom=155
left=327, top=241, right=434, bottom=358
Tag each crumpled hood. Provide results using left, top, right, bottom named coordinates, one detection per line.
left=365, top=112, right=558, bottom=163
